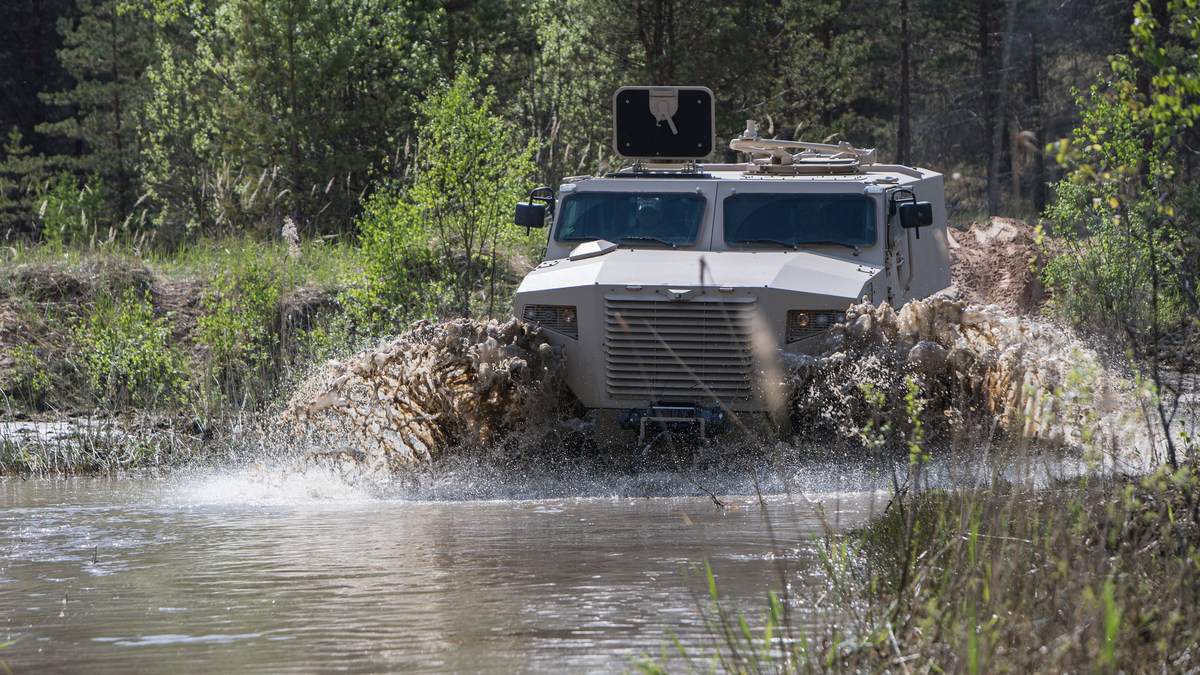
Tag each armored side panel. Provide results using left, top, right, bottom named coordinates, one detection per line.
left=896, top=174, right=951, bottom=303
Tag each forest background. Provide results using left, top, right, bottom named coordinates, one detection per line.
left=0, top=0, right=1197, bottom=424
left=1, top=0, right=1135, bottom=239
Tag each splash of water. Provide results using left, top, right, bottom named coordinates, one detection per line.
left=176, top=465, right=379, bottom=505
left=282, top=318, right=573, bottom=478
left=783, top=296, right=1152, bottom=467
left=281, top=298, right=1157, bottom=486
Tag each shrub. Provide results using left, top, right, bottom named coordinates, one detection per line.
left=74, top=287, right=187, bottom=408
left=346, top=189, right=439, bottom=333
left=38, top=171, right=109, bottom=248
left=2, top=344, right=51, bottom=409
left=197, top=260, right=284, bottom=404
left=0, top=128, right=52, bottom=235
left=1041, top=75, right=1196, bottom=331
left=349, top=70, right=538, bottom=334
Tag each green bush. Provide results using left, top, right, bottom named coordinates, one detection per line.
left=349, top=70, right=538, bottom=334
left=346, top=189, right=439, bottom=333
left=197, top=260, right=284, bottom=404
left=1042, top=75, right=1194, bottom=330
left=0, top=128, right=52, bottom=233
left=38, top=171, right=109, bottom=248
left=74, top=287, right=188, bottom=408
left=1041, top=0, right=1200, bottom=354
left=2, top=344, right=51, bottom=408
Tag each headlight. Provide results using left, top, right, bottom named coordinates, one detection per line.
left=786, top=310, right=846, bottom=343
left=522, top=304, right=579, bottom=338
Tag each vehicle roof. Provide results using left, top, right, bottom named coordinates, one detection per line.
left=563, top=162, right=940, bottom=191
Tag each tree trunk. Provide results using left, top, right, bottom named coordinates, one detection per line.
left=108, top=5, right=130, bottom=217
left=1028, top=35, right=1045, bottom=214
left=991, top=0, right=1017, bottom=217
left=637, top=0, right=677, bottom=82
left=980, top=0, right=997, bottom=216
left=1135, top=0, right=1170, bottom=181
left=820, top=19, right=833, bottom=129
left=897, top=0, right=911, bottom=165
left=287, top=3, right=301, bottom=229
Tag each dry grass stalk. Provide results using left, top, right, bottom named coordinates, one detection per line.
left=281, top=216, right=301, bottom=261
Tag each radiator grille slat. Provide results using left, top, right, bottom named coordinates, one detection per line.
left=605, top=296, right=756, bottom=402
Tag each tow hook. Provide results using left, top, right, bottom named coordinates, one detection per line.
left=619, top=404, right=726, bottom=446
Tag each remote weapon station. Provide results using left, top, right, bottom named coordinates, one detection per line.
left=513, top=87, right=950, bottom=439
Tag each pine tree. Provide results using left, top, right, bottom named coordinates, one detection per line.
left=37, top=0, right=157, bottom=221
left=0, top=0, right=76, bottom=160
left=0, top=128, right=53, bottom=236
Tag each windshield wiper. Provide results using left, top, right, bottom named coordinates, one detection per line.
left=736, top=238, right=799, bottom=250
left=798, top=240, right=861, bottom=256
left=620, top=236, right=678, bottom=249
left=736, top=238, right=862, bottom=256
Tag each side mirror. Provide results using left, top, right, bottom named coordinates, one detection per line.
left=514, top=201, right=547, bottom=228
left=898, top=201, right=933, bottom=229
left=514, top=186, right=555, bottom=230
left=889, top=188, right=934, bottom=238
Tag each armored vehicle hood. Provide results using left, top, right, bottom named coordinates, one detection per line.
left=518, top=248, right=880, bottom=302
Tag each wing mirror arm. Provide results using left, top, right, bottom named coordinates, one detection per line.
left=888, top=188, right=934, bottom=239
left=514, top=186, right=556, bottom=232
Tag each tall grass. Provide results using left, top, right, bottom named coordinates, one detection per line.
left=637, top=452, right=1198, bottom=673
left=143, top=234, right=356, bottom=294
left=857, top=462, right=1199, bottom=671
left=0, top=410, right=198, bottom=475
left=636, top=354, right=1198, bottom=673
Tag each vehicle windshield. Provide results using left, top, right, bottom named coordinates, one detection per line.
left=554, top=192, right=707, bottom=245
left=723, top=193, right=876, bottom=248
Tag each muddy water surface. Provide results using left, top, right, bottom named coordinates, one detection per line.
left=1, top=475, right=884, bottom=673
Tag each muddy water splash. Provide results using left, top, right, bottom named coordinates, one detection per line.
left=283, top=318, right=573, bottom=476
left=785, top=296, right=1142, bottom=462
left=284, top=298, right=1147, bottom=477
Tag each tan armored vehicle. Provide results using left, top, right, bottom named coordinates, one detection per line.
left=514, top=87, right=950, bottom=437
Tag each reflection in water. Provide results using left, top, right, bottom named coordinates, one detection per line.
left=1, top=476, right=884, bottom=673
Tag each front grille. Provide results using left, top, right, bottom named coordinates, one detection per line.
left=605, top=296, right=756, bottom=402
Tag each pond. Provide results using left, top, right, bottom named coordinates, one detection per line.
left=1, top=471, right=887, bottom=673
